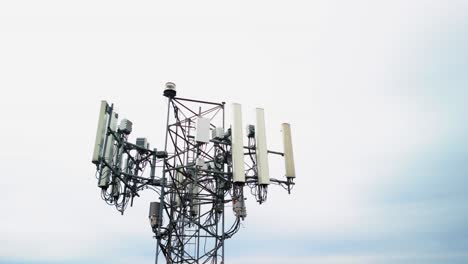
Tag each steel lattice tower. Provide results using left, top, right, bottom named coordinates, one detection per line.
left=91, top=83, right=296, bottom=264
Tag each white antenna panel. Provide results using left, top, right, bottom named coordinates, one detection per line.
left=98, top=112, right=118, bottom=188
left=231, top=103, right=245, bottom=183
left=92, top=101, right=108, bottom=164
left=176, top=171, right=185, bottom=186
left=281, top=123, right=296, bottom=178
left=196, top=157, right=207, bottom=170
left=195, top=117, right=211, bottom=143
left=175, top=171, right=184, bottom=207
left=190, top=174, right=200, bottom=216
left=255, top=108, right=270, bottom=185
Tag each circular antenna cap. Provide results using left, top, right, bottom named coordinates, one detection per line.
left=163, top=82, right=177, bottom=98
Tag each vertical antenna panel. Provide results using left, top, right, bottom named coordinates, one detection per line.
left=98, top=112, right=118, bottom=188
left=190, top=172, right=200, bottom=216
left=281, top=123, right=296, bottom=178
left=231, top=103, right=245, bottom=183
left=195, top=117, right=211, bottom=143
left=111, top=154, right=126, bottom=198
left=255, top=108, right=270, bottom=185
left=149, top=202, right=162, bottom=229
left=191, top=183, right=200, bottom=216
left=92, top=101, right=108, bottom=164
left=175, top=171, right=184, bottom=207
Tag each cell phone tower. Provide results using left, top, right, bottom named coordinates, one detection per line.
left=91, top=82, right=296, bottom=264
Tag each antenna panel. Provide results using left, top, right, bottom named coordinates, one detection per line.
left=149, top=202, right=162, bottom=229
left=98, top=112, right=118, bottom=188
left=195, top=117, right=211, bottom=143
left=211, top=127, right=224, bottom=140
left=189, top=172, right=200, bottom=216
left=175, top=171, right=184, bottom=207
left=255, top=108, right=270, bottom=185
left=92, top=101, right=108, bottom=164
left=231, top=103, right=245, bottom=183
left=281, top=123, right=296, bottom=178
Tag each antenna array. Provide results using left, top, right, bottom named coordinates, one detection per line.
left=91, top=83, right=296, bottom=263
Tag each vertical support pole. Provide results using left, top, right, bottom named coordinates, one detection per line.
left=169, top=108, right=179, bottom=263
left=195, top=125, right=201, bottom=263
left=222, top=206, right=225, bottom=264
left=222, top=102, right=225, bottom=130
left=156, top=97, right=173, bottom=264
left=221, top=103, right=225, bottom=264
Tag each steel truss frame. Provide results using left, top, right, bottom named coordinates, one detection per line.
left=93, top=93, right=295, bottom=264
left=155, top=97, right=234, bottom=264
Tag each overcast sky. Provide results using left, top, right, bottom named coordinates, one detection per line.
left=1, top=1, right=468, bottom=264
